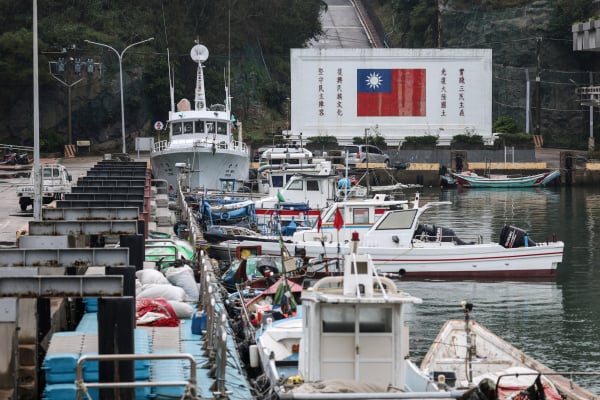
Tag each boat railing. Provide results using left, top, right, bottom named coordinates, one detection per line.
left=414, top=232, right=485, bottom=245
left=75, top=353, right=198, bottom=400
left=496, top=371, right=600, bottom=400
left=276, top=390, right=469, bottom=399
left=177, top=183, right=202, bottom=247
left=153, top=139, right=170, bottom=152
left=152, top=138, right=247, bottom=154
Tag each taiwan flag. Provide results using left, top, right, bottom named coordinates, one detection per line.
left=357, top=68, right=426, bottom=117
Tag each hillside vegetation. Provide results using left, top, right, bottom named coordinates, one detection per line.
left=1, top=0, right=600, bottom=151
left=0, top=0, right=325, bottom=151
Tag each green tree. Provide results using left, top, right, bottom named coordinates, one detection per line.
left=493, top=116, right=519, bottom=134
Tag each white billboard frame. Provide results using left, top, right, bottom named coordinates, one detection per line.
left=290, top=48, right=493, bottom=146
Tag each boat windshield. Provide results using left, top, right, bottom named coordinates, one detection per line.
left=376, top=209, right=417, bottom=230
left=167, top=120, right=227, bottom=135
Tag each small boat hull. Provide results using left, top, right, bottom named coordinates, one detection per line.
left=211, top=239, right=563, bottom=278
left=421, top=319, right=595, bottom=400
left=453, top=170, right=560, bottom=188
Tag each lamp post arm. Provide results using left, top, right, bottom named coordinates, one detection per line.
left=84, top=39, right=119, bottom=60
left=121, top=37, right=154, bottom=58
left=84, top=37, right=154, bottom=154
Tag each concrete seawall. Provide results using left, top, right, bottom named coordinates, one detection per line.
left=251, top=148, right=596, bottom=187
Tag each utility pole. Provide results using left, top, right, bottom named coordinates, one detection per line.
left=48, top=47, right=99, bottom=146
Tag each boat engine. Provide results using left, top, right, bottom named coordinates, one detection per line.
left=499, top=225, right=537, bottom=248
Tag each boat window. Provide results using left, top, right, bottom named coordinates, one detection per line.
left=271, top=176, right=284, bottom=188
left=287, top=179, right=303, bottom=191
left=217, top=122, right=227, bottom=134
left=352, top=208, right=369, bottom=224
left=325, top=208, right=341, bottom=223
left=306, top=180, right=319, bottom=191
left=196, top=121, right=205, bottom=133
left=376, top=209, right=417, bottom=230
left=172, top=122, right=182, bottom=135
left=245, top=258, right=258, bottom=276
left=206, top=122, right=215, bottom=133
left=359, top=307, right=392, bottom=333
left=322, top=305, right=355, bottom=333
left=184, top=122, right=193, bottom=133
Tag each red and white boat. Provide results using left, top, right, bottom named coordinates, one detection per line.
left=209, top=194, right=564, bottom=278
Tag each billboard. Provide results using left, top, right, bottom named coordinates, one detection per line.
left=290, top=48, right=493, bottom=146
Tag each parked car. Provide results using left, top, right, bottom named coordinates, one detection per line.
left=252, top=146, right=274, bottom=162
left=343, top=144, right=390, bottom=166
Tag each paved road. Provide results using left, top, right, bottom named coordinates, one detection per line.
left=0, top=170, right=30, bottom=245
left=308, top=0, right=373, bottom=48
left=0, top=154, right=150, bottom=245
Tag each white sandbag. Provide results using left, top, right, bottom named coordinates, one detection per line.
left=164, top=265, right=199, bottom=302
left=137, top=283, right=185, bottom=302
left=135, top=269, right=169, bottom=285
left=167, top=300, right=194, bottom=319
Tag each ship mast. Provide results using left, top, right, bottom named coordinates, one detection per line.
left=190, top=41, right=209, bottom=111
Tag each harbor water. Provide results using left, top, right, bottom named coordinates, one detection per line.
left=398, top=186, right=600, bottom=394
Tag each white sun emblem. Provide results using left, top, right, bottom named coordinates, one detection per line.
left=365, top=72, right=383, bottom=89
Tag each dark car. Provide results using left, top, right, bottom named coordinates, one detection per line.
left=252, top=146, right=274, bottom=162
left=343, top=145, right=390, bottom=166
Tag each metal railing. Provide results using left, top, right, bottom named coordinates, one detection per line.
left=75, top=353, right=197, bottom=400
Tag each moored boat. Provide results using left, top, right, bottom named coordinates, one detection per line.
left=452, top=169, right=560, bottom=188
left=421, top=303, right=597, bottom=400
left=208, top=194, right=565, bottom=278
left=207, top=193, right=413, bottom=258
left=250, top=234, right=443, bottom=398
left=151, top=43, right=249, bottom=191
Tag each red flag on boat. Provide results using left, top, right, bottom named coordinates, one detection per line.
left=333, top=208, right=344, bottom=231
left=317, top=214, right=322, bottom=233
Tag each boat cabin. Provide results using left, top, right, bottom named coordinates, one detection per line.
left=298, top=250, right=422, bottom=387
left=291, top=194, right=410, bottom=243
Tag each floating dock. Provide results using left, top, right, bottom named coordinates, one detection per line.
left=0, top=155, right=255, bottom=400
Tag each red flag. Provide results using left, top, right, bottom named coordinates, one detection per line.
left=333, top=208, right=344, bottom=231
left=357, top=68, right=426, bottom=117
left=317, top=214, right=322, bottom=233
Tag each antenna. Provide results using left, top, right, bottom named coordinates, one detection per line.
left=161, top=3, right=175, bottom=113
left=168, top=48, right=174, bottom=113
left=227, top=9, right=232, bottom=114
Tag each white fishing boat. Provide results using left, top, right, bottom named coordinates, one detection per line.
left=209, top=194, right=565, bottom=278
left=151, top=43, right=249, bottom=191
left=250, top=235, right=444, bottom=398
left=421, top=303, right=597, bottom=400
left=206, top=193, right=413, bottom=259
left=254, top=161, right=370, bottom=230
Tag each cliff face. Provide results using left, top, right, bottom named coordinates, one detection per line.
left=365, top=0, right=600, bottom=148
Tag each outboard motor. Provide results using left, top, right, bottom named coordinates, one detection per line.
left=499, top=225, right=536, bottom=248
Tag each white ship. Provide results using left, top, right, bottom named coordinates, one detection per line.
left=151, top=43, right=249, bottom=191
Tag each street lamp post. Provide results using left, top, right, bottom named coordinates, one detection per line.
left=84, top=37, right=154, bottom=154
